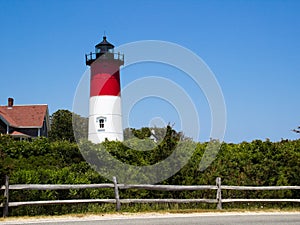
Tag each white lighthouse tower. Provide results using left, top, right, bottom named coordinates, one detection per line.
left=85, top=36, right=124, bottom=143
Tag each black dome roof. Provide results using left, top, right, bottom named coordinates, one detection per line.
left=95, top=36, right=114, bottom=49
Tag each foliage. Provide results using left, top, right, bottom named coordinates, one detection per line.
left=72, top=113, right=88, bottom=141
left=48, top=109, right=75, bottom=142
left=0, top=128, right=300, bottom=216
left=125, top=127, right=151, bottom=139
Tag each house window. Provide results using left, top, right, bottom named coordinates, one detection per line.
left=99, top=119, right=105, bottom=129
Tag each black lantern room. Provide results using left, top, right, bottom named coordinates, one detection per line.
left=85, top=36, right=118, bottom=66
left=95, top=36, right=114, bottom=56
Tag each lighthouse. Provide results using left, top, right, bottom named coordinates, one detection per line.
left=85, top=36, right=124, bottom=143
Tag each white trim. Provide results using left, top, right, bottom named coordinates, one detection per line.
left=16, top=126, right=43, bottom=128
left=0, top=114, right=10, bottom=126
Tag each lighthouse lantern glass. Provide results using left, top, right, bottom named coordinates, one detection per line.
left=95, top=47, right=100, bottom=54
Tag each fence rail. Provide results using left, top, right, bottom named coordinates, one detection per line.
left=1, top=176, right=300, bottom=217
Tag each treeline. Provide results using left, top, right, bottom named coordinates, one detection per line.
left=0, top=128, right=300, bottom=216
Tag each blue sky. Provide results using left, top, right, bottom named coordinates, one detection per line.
left=0, top=0, right=299, bottom=143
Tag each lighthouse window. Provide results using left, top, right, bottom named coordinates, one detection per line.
left=96, top=116, right=106, bottom=132
left=99, top=119, right=105, bottom=129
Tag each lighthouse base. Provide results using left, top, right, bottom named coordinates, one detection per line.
left=88, top=96, right=123, bottom=143
left=88, top=132, right=123, bottom=143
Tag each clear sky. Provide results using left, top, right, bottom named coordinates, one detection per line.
left=0, top=0, right=299, bottom=143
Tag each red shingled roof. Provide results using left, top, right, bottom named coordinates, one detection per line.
left=10, top=131, right=31, bottom=137
left=0, top=105, right=48, bottom=128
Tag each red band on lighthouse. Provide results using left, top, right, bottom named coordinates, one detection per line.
left=90, top=56, right=123, bottom=96
left=90, top=72, right=121, bottom=96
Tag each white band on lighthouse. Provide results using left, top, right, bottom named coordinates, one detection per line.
left=88, top=95, right=123, bottom=143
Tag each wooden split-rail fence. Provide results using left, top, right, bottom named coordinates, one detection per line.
left=1, top=176, right=300, bottom=217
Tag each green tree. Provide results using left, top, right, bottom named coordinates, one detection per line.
left=48, top=110, right=75, bottom=142
left=72, top=113, right=88, bottom=141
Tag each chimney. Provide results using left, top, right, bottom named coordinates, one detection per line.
left=8, top=98, right=14, bottom=108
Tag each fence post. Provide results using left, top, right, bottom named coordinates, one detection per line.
left=216, top=177, right=222, bottom=210
left=3, top=175, right=9, bottom=217
left=112, top=176, right=121, bottom=211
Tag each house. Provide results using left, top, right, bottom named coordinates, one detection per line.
left=0, top=98, right=50, bottom=139
left=150, top=129, right=158, bottom=143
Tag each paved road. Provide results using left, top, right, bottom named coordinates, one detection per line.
left=2, top=213, right=300, bottom=225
